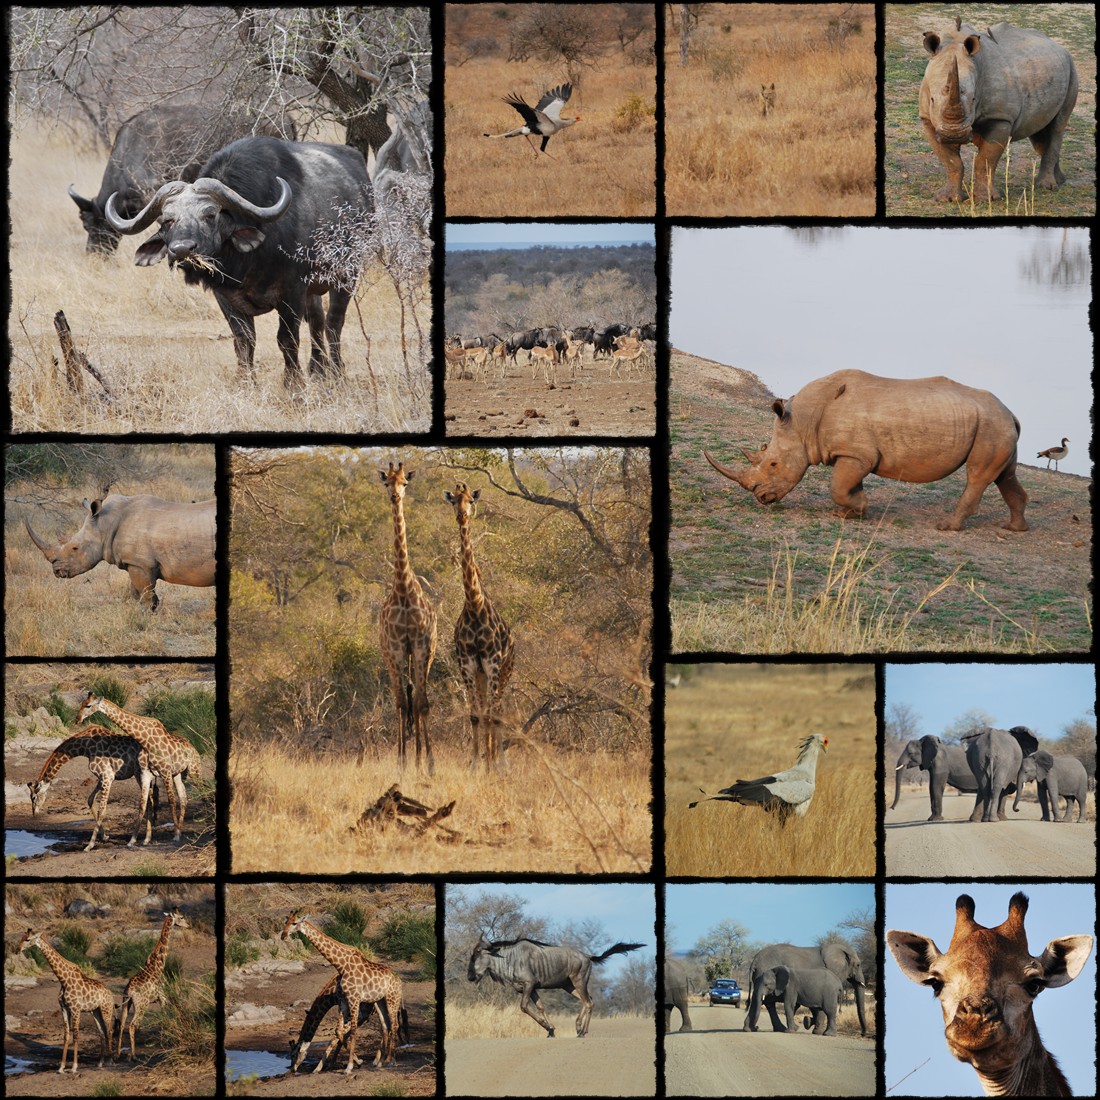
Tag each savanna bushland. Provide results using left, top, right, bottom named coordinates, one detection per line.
left=884, top=3, right=1096, bottom=217
left=228, top=447, right=653, bottom=875
left=669, top=350, right=1092, bottom=654
left=5, top=882, right=216, bottom=1093
left=445, top=3, right=656, bottom=216
left=665, top=3, right=876, bottom=216
left=444, top=886, right=656, bottom=1039
left=7, top=7, right=431, bottom=433
left=6, top=661, right=216, bottom=877
left=664, top=664, right=876, bottom=877
left=5, top=443, right=217, bottom=658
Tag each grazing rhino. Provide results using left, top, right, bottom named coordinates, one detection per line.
left=25, top=494, right=216, bottom=610
left=703, top=370, right=1028, bottom=531
left=919, top=19, right=1078, bottom=202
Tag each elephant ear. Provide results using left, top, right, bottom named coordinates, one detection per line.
left=1009, top=726, right=1040, bottom=757
left=821, top=942, right=858, bottom=979
left=1033, top=750, right=1055, bottom=773
left=919, top=735, right=940, bottom=768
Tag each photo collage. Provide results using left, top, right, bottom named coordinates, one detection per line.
left=3, top=4, right=1095, bottom=1098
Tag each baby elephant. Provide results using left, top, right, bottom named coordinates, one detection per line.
left=759, top=965, right=843, bottom=1036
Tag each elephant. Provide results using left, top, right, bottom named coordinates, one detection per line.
left=758, top=966, right=844, bottom=1036
left=744, top=942, right=867, bottom=1036
left=1012, top=751, right=1088, bottom=822
left=892, top=735, right=978, bottom=821
left=962, top=725, right=1038, bottom=822
left=663, top=959, right=692, bottom=1033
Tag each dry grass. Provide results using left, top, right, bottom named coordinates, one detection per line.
left=445, top=11, right=656, bottom=216
left=665, top=664, right=875, bottom=876
left=8, top=123, right=430, bottom=433
left=230, top=739, right=651, bottom=874
left=446, top=1002, right=649, bottom=1040
left=665, top=3, right=876, bottom=215
left=5, top=448, right=216, bottom=657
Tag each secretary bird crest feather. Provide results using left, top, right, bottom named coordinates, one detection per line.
left=689, top=733, right=828, bottom=825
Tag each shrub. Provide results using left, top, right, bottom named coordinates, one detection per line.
left=226, top=931, right=260, bottom=969
left=144, top=686, right=216, bottom=758
left=371, top=912, right=436, bottom=979
left=97, top=933, right=156, bottom=977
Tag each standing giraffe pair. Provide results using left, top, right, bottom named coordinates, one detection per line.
left=281, top=910, right=404, bottom=1074
left=378, top=464, right=515, bottom=772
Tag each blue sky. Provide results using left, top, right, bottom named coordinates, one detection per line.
left=885, top=663, right=1094, bottom=743
left=665, top=883, right=873, bottom=955
left=451, top=883, right=656, bottom=979
left=885, top=883, right=1095, bottom=1096
left=446, top=222, right=654, bottom=247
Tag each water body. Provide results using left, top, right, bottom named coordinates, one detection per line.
left=225, top=1049, right=291, bottom=1081
left=5, top=830, right=62, bottom=857
left=5, top=1056, right=35, bottom=1076
left=671, top=227, right=1091, bottom=476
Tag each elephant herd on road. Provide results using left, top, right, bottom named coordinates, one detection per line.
left=891, top=728, right=1089, bottom=824
left=664, top=942, right=869, bottom=1039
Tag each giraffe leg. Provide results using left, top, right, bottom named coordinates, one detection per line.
left=343, top=994, right=362, bottom=1075
left=92, top=1007, right=111, bottom=1067
left=116, top=996, right=129, bottom=1059
left=384, top=657, right=409, bottom=771
left=86, top=769, right=115, bottom=851
left=70, top=1006, right=81, bottom=1074
left=172, top=772, right=188, bottom=841
left=129, top=769, right=155, bottom=848
left=58, top=999, right=73, bottom=1073
left=413, top=660, right=433, bottom=776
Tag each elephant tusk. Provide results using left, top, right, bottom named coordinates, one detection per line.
left=895, top=764, right=906, bottom=771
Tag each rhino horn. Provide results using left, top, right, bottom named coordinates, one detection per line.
left=24, top=517, right=56, bottom=558
left=947, top=56, right=961, bottom=103
left=703, top=449, right=756, bottom=488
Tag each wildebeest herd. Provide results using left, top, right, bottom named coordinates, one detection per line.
left=446, top=322, right=658, bottom=384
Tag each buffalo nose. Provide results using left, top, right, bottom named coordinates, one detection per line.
left=168, top=239, right=197, bottom=260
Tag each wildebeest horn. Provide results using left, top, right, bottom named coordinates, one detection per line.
left=23, top=517, right=54, bottom=557
left=67, top=184, right=93, bottom=212
left=703, top=449, right=753, bottom=487
left=191, top=176, right=292, bottom=222
left=105, top=180, right=188, bottom=234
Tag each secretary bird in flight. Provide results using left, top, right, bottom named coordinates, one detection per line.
left=483, top=83, right=581, bottom=158
left=689, top=733, right=828, bottom=825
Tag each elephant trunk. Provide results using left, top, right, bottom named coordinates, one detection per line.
left=891, top=763, right=906, bottom=810
left=1012, top=772, right=1025, bottom=813
left=853, top=981, right=867, bottom=1037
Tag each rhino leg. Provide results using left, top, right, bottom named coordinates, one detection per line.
left=923, top=119, right=966, bottom=202
left=993, top=467, right=1029, bottom=532
left=127, top=566, right=161, bottom=611
left=1030, top=71, right=1077, bottom=191
left=971, top=122, right=1011, bottom=201
left=828, top=457, right=871, bottom=518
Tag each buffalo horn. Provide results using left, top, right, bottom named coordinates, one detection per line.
left=191, top=176, right=292, bottom=222
left=105, top=180, right=187, bottom=234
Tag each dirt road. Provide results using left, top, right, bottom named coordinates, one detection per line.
left=446, top=1018, right=655, bottom=1096
left=886, top=790, right=1095, bottom=878
left=665, top=1006, right=875, bottom=1096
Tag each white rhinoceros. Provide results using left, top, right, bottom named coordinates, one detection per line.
left=703, top=370, right=1028, bottom=531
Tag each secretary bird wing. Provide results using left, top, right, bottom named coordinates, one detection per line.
left=502, top=93, right=539, bottom=130
left=535, top=83, right=572, bottom=123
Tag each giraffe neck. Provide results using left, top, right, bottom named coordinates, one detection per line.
left=96, top=698, right=149, bottom=738
left=299, top=921, right=356, bottom=973
left=36, top=737, right=97, bottom=784
left=35, top=939, right=85, bottom=986
left=389, top=496, right=417, bottom=598
left=139, top=913, right=176, bottom=980
left=457, top=515, right=486, bottom=613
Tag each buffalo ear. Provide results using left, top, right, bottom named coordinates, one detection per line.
left=135, top=237, right=168, bottom=266
left=230, top=227, right=265, bottom=253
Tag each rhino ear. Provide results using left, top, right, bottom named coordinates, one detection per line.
left=964, top=34, right=981, bottom=56
left=84, top=499, right=103, bottom=516
left=771, top=399, right=788, bottom=421
left=833, top=383, right=847, bottom=401
left=922, top=31, right=941, bottom=55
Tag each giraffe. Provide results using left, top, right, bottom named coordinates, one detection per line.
left=378, top=462, right=438, bottom=775
left=444, top=483, right=515, bottom=768
left=76, top=692, right=202, bottom=843
left=289, top=971, right=409, bottom=1073
left=17, top=928, right=115, bottom=1073
left=280, top=910, right=403, bottom=1074
left=28, top=728, right=157, bottom=851
left=116, top=908, right=191, bottom=1060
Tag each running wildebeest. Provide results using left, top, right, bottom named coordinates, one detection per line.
left=467, top=936, right=644, bottom=1037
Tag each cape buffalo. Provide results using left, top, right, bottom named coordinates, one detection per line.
left=69, top=104, right=296, bottom=255
left=106, top=136, right=372, bottom=388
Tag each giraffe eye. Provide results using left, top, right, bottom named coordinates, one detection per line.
left=924, top=977, right=944, bottom=997
left=1023, top=978, right=1043, bottom=996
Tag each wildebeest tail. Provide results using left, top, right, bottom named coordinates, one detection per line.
left=591, top=942, right=645, bottom=964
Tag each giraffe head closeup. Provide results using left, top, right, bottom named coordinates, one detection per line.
left=27, top=779, right=51, bottom=814
left=379, top=461, right=414, bottom=505
left=444, top=483, right=480, bottom=523
left=166, top=908, right=191, bottom=931
left=281, top=910, right=310, bottom=941
left=17, top=928, right=45, bottom=954
left=75, top=692, right=108, bottom=726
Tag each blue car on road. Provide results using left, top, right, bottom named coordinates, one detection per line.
left=708, top=978, right=741, bottom=1006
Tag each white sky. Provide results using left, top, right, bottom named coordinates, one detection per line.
left=446, top=222, right=654, bottom=246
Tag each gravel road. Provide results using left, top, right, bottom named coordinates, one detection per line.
left=886, top=790, right=1094, bottom=878
left=665, top=1005, right=875, bottom=1096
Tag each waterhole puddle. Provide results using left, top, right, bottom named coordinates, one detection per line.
left=225, top=1049, right=291, bottom=1080
left=5, top=830, right=64, bottom=858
